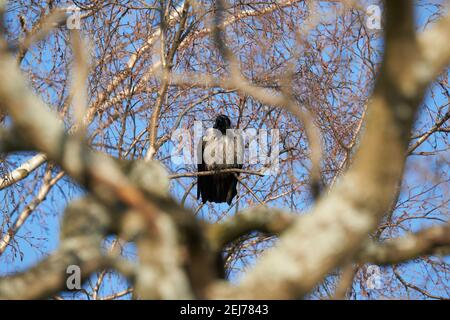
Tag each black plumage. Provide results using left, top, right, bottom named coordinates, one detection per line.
left=197, top=115, right=243, bottom=205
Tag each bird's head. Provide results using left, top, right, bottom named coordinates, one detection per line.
left=213, top=114, right=231, bottom=134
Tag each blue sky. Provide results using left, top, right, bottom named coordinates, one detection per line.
left=0, top=0, right=449, bottom=299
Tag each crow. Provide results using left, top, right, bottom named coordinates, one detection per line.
left=197, top=114, right=243, bottom=205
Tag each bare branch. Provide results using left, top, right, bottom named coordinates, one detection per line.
left=0, top=154, right=47, bottom=190
left=0, top=170, right=64, bottom=256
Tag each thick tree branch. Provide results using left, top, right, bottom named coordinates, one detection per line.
left=207, top=1, right=450, bottom=299
left=0, top=0, right=448, bottom=301
left=357, top=224, right=450, bottom=265
left=207, top=207, right=295, bottom=252
left=0, top=197, right=112, bottom=299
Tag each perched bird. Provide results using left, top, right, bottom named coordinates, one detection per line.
left=197, top=114, right=243, bottom=205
